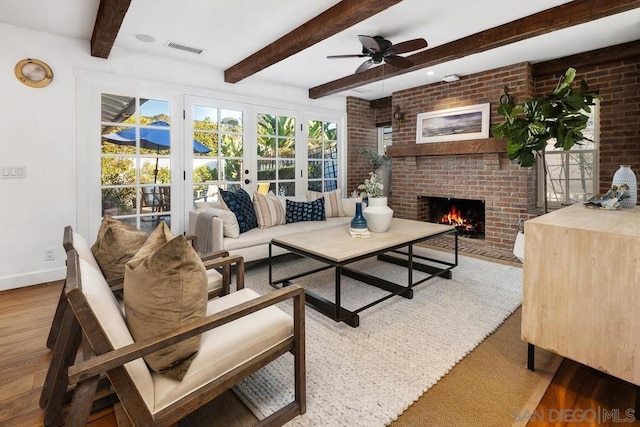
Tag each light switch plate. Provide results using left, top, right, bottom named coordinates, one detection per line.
left=1, top=166, right=26, bottom=179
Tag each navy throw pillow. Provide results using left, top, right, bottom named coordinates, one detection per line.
left=219, top=188, right=258, bottom=233
left=286, top=197, right=326, bottom=223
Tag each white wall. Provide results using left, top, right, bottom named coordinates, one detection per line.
left=0, top=24, right=346, bottom=290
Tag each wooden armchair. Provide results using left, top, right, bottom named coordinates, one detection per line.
left=40, top=227, right=251, bottom=426
left=63, top=248, right=305, bottom=426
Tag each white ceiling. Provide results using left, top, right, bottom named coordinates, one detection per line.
left=2, top=0, right=640, bottom=100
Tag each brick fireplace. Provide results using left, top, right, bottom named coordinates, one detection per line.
left=391, top=152, right=533, bottom=252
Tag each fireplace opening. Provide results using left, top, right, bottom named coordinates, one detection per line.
left=423, top=197, right=485, bottom=239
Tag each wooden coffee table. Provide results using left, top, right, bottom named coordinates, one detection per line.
left=269, top=218, right=457, bottom=327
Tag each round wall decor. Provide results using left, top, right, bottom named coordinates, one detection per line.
left=14, top=58, right=53, bottom=88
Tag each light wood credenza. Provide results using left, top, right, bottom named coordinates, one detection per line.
left=522, top=203, right=640, bottom=386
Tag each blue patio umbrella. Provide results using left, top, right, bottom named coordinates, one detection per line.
left=102, top=120, right=211, bottom=153
left=102, top=121, right=212, bottom=201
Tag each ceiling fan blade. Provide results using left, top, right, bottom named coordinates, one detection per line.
left=327, top=54, right=368, bottom=59
left=387, top=38, right=428, bottom=55
left=355, top=59, right=374, bottom=74
left=358, top=35, right=381, bottom=54
left=384, top=55, right=414, bottom=69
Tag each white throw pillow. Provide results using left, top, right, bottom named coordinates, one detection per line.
left=253, top=192, right=286, bottom=228
left=195, top=198, right=227, bottom=210
left=307, top=188, right=344, bottom=217
left=198, top=207, right=240, bottom=238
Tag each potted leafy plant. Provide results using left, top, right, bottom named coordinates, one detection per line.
left=491, top=67, right=598, bottom=212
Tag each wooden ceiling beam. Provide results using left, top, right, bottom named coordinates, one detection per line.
left=91, top=0, right=132, bottom=58
left=224, top=0, right=403, bottom=84
left=309, top=0, right=640, bottom=98
left=532, top=40, right=640, bottom=77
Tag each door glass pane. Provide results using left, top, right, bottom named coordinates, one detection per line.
left=140, top=99, right=170, bottom=124
left=258, top=137, right=276, bottom=157
left=278, top=138, right=295, bottom=158
left=308, top=161, right=322, bottom=179
left=102, top=187, right=136, bottom=216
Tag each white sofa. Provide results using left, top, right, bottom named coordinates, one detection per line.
left=188, top=195, right=359, bottom=262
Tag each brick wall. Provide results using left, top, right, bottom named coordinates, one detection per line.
left=346, top=96, right=378, bottom=195
left=346, top=59, right=640, bottom=253
left=534, top=60, right=640, bottom=194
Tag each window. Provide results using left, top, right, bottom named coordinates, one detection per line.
left=307, top=120, right=338, bottom=192
left=100, top=94, right=173, bottom=232
left=378, top=124, right=392, bottom=154
left=540, top=101, right=599, bottom=207
left=257, top=113, right=297, bottom=196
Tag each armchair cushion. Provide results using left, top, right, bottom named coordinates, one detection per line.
left=152, top=288, right=294, bottom=411
left=124, top=223, right=208, bottom=380
left=91, top=215, right=148, bottom=280
left=220, top=188, right=258, bottom=233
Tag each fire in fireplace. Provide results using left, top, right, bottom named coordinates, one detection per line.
left=424, top=197, right=485, bottom=239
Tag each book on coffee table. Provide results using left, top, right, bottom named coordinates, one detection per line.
left=349, top=228, right=371, bottom=238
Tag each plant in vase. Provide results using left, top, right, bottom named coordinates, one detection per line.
left=357, top=172, right=393, bottom=232
left=357, top=171, right=384, bottom=200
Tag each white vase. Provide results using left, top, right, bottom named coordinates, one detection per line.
left=363, top=197, right=393, bottom=232
left=612, top=165, right=637, bottom=208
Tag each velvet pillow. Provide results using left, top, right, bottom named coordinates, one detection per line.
left=253, top=192, right=286, bottom=228
left=220, top=188, right=258, bottom=233
left=307, top=188, right=344, bottom=218
left=286, top=197, right=326, bottom=223
left=91, top=216, right=148, bottom=280
left=124, top=222, right=208, bottom=380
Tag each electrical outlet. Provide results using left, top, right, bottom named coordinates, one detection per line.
left=45, top=248, right=55, bottom=261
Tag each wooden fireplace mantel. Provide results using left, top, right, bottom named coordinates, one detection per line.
left=386, top=138, right=506, bottom=157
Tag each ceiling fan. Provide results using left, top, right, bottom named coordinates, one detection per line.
left=327, top=35, right=428, bottom=74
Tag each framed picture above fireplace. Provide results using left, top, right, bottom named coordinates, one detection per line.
left=416, top=103, right=490, bottom=144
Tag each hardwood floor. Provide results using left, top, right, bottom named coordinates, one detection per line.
left=1, top=280, right=638, bottom=426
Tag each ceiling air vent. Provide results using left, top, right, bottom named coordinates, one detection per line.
left=165, top=41, right=204, bottom=55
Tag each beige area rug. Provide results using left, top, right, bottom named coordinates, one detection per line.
left=226, top=248, right=523, bottom=426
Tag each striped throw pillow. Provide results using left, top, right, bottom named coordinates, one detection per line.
left=307, top=188, right=344, bottom=217
left=253, top=192, right=286, bottom=228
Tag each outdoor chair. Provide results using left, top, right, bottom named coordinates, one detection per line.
left=257, top=182, right=271, bottom=195
left=59, top=247, right=305, bottom=426
left=40, top=226, right=248, bottom=426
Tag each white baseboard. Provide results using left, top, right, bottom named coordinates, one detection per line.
left=0, top=267, right=66, bottom=291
